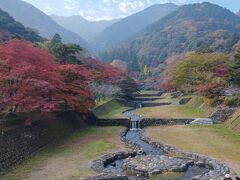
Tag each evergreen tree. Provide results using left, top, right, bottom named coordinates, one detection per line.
left=50, top=33, right=82, bottom=64
left=230, top=49, right=240, bottom=86
left=117, top=76, right=139, bottom=101
left=51, top=33, right=62, bottom=45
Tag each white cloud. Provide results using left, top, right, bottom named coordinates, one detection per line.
left=64, top=0, right=79, bottom=10
left=23, top=0, right=198, bottom=21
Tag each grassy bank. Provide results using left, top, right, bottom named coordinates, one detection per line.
left=3, top=126, right=128, bottom=180
left=93, top=99, right=130, bottom=119
left=134, top=96, right=212, bottom=119
left=227, top=108, right=240, bottom=133
left=146, top=125, right=240, bottom=174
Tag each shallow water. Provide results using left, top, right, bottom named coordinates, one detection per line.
left=103, top=109, right=209, bottom=179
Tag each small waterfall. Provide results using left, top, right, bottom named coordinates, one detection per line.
left=130, top=120, right=141, bottom=130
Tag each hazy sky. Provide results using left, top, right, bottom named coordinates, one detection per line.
left=22, top=0, right=240, bottom=21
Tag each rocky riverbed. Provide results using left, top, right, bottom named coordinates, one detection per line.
left=86, top=97, right=231, bottom=180
left=123, top=155, right=194, bottom=176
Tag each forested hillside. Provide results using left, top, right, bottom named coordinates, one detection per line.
left=0, top=0, right=88, bottom=47
left=100, top=2, right=240, bottom=70
left=93, top=3, right=178, bottom=51
left=0, top=8, right=42, bottom=42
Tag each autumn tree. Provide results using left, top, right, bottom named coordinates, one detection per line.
left=0, top=40, right=94, bottom=121
left=82, top=57, right=125, bottom=84
left=172, top=53, right=229, bottom=94
left=229, top=49, right=240, bottom=87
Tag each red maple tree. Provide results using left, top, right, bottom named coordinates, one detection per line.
left=83, top=57, right=125, bottom=83
left=0, top=40, right=94, bottom=115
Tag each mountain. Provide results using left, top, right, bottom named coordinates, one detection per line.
left=50, top=15, right=119, bottom=42
left=100, top=2, right=240, bottom=69
left=0, top=0, right=88, bottom=48
left=92, top=3, right=179, bottom=51
left=237, top=10, right=240, bottom=16
left=0, top=8, right=43, bottom=42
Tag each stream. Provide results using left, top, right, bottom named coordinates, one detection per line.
left=103, top=109, right=210, bottom=180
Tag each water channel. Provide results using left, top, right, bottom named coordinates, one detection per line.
left=103, top=108, right=210, bottom=180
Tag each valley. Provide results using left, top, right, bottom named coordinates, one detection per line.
left=0, top=0, right=239, bottom=180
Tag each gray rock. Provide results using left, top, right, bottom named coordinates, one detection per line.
left=123, top=155, right=193, bottom=177
left=190, top=118, right=213, bottom=125
left=139, top=130, right=230, bottom=180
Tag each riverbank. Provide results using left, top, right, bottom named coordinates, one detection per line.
left=134, top=95, right=213, bottom=119
left=145, top=125, right=240, bottom=175
left=93, top=99, right=130, bottom=119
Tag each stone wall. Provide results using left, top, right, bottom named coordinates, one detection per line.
left=88, top=118, right=195, bottom=129
left=88, top=118, right=130, bottom=128
left=82, top=130, right=139, bottom=180
left=141, top=118, right=194, bottom=128
left=211, top=108, right=235, bottom=124
left=140, top=102, right=171, bottom=108
left=0, top=122, right=51, bottom=174
left=135, top=97, right=163, bottom=101
left=0, top=111, right=90, bottom=176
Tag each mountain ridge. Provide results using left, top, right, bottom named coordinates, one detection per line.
left=92, top=3, right=179, bottom=51
left=99, top=2, right=240, bottom=69
left=0, top=0, right=89, bottom=48
left=50, top=14, right=119, bottom=42
left=0, top=8, right=43, bottom=42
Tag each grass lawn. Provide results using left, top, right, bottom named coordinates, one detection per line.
left=139, top=90, right=161, bottom=95
left=97, top=106, right=130, bottom=119
left=227, top=108, right=240, bottom=133
left=134, top=95, right=213, bottom=119
left=134, top=105, right=208, bottom=119
left=95, top=97, right=113, bottom=107
left=93, top=99, right=131, bottom=119
left=3, top=126, right=128, bottom=180
left=146, top=125, right=240, bottom=174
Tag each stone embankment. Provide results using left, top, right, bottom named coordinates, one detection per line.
left=140, top=131, right=230, bottom=180
left=0, top=122, right=51, bottom=174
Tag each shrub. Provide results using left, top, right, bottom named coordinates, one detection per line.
left=224, top=96, right=240, bottom=107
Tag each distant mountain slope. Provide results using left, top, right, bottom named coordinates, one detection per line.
left=0, top=0, right=88, bottom=48
left=100, top=2, right=240, bottom=68
left=50, top=15, right=119, bottom=42
left=92, top=3, right=179, bottom=51
left=0, top=8, right=42, bottom=42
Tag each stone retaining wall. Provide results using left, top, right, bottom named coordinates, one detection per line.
left=135, top=93, right=162, bottom=97
left=89, top=119, right=130, bottom=128
left=83, top=130, right=140, bottom=180
left=0, top=111, right=90, bottom=176
left=211, top=108, right=235, bottom=124
left=0, top=122, right=51, bottom=174
left=141, top=118, right=194, bottom=128
left=140, top=130, right=230, bottom=180
left=135, top=97, right=163, bottom=101
left=140, top=102, right=171, bottom=108
left=89, top=118, right=195, bottom=129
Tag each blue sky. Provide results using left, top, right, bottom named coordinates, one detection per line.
left=22, top=0, right=240, bottom=21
